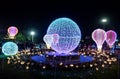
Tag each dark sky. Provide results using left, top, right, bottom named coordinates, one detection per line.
left=0, top=0, right=120, bottom=40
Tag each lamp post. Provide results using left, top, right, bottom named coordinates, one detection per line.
left=30, top=31, right=35, bottom=42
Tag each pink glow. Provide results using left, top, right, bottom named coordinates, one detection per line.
left=106, top=30, right=117, bottom=47
left=8, top=26, right=18, bottom=36
left=92, top=29, right=106, bottom=50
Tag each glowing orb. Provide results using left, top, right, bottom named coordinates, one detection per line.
left=106, top=30, right=117, bottom=48
left=44, top=17, right=81, bottom=54
left=2, top=42, right=18, bottom=56
left=92, top=29, right=106, bottom=51
left=8, top=26, right=18, bottom=37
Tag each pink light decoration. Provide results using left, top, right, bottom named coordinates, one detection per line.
left=8, top=26, right=18, bottom=37
left=43, top=34, right=59, bottom=46
left=52, top=34, right=59, bottom=44
left=92, top=29, right=106, bottom=51
left=106, top=30, right=117, bottom=48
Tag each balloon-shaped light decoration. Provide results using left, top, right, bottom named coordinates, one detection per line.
left=8, top=26, right=18, bottom=37
left=2, top=42, right=18, bottom=56
left=43, top=34, right=60, bottom=49
left=106, top=30, right=117, bottom=48
left=43, top=34, right=53, bottom=49
left=92, top=29, right=106, bottom=52
left=44, top=17, right=81, bottom=54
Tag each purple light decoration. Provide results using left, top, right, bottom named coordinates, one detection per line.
left=106, top=30, right=117, bottom=48
left=92, top=29, right=106, bottom=51
left=8, top=26, right=18, bottom=36
left=44, top=17, right=81, bottom=54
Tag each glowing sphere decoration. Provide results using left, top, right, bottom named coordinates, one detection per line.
left=8, top=26, right=18, bottom=37
left=92, top=29, right=106, bottom=51
left=44, top=17, right=81, bottom=54
left=106, top=30, right=117, bottom=48
left=2, top=42, right=18, bottom=56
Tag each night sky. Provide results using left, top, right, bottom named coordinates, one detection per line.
left=0, top=0, right=120, bottom=41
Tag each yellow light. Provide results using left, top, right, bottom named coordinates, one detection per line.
left=104, top=61, right=107, bottom=64
left=43, top=66, right=46, bottom=69
left=46, top=44, right=51, bottom=49
left=83, top=65, right=86, bottom=67
left=27, top=62, right=30, bottom=65
left=21, top=61, right=25, bottom=65
left=26, top=66, right=29, bottom=70
left=102, top=64, right=105, bottom=67
left=75, top=65, right=79, bottom=68
left=96, top=67, right=99, bottom=71
left=7, top=60, right=10, bottom=64
left=70, top=64, right=74, bottom=67
left=65, top=65, right=68, bottom=68
left=59, top=62, right=63, bottom=66
left=14, top=61, right=17, bottom=64
left=94, top=63, right=97, bottom=66
left=90, top=64, right=93, bottom=67
left=109, top=62, right=111, bottom=64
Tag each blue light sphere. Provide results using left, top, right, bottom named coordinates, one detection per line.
left=2, top=42, right=18, bottom=56
left=45, top=17, right=81, bottom=54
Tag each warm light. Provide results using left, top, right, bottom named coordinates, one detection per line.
left=43, top=66, right=46, bottom=69
left=70, top=64, right=74, bottom=67
left=59, top=62, right=63, bottom=66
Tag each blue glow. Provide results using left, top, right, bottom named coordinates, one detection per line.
left=80, top=55, right=94, bottom=63
left=45, top=17, right=81, bottom=54
left=31, top=55, right=46, bottom=63
left=31, top=54, right=94, bottom=63
left=2, top=42, right=18, bottom=56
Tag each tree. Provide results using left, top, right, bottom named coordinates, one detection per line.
left=15, top=32, right=27, bottom=42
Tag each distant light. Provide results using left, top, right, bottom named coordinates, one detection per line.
left=30, top=31, right=35, bottom=35
left=101, top=18, right=107, bottom=23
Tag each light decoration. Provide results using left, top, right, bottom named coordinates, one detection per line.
left=106, top=30, right=117, bottom=48
left=2, top=42, right=18, bottom=56
left=6, top=49, right=117, bottom=72
left=44, top=17, right=81, bottom=54
left=92, top=29, right=106, bottom=52
left=43, top=34, right=59, bottom=49
left=8, top=26, right=18, bottom=39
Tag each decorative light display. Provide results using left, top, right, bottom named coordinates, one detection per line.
left=92, top=29, right=106, bottom=51
left=43, top=34, right=53, bottom=47
left=44, top=17, right=81, bottom=54
left=106, top=30, right=117, bottom=48
left=2, top=42, right=18, bottom=56
left=8, top=26, right=18, bottom=37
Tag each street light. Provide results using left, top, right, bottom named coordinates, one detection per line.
left=30, top=31, right=35, bottom=42
left=101, top=18, right=107, bottom=23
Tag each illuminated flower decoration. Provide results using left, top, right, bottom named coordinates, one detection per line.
left=106, top=30, right=117, bottom=48
left=2, top=42, right=18, bottom=56
left=92, top=29, right=106, bottom=51
left=44, top=17, right=81, bottom=54
left=8, top=26, right=18, bottom=37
